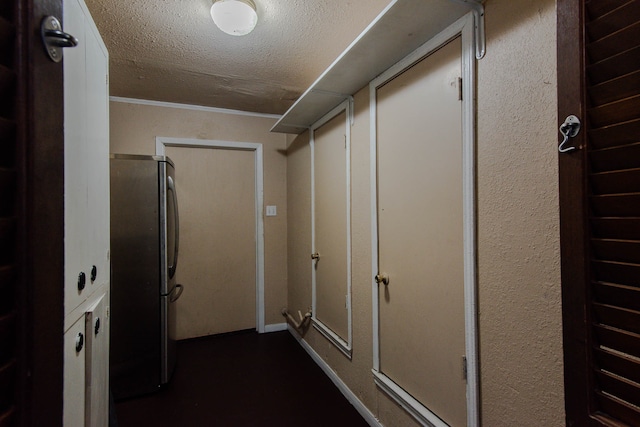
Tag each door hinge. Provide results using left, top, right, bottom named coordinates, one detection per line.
left=462, top=355, right=468, bottom=381
left=458, top=77, right=463, bottom=101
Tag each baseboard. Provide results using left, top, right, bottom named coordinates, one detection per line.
left=287, top=325, right=382, bottom=427
left=264, top=323, right=288, bottom=333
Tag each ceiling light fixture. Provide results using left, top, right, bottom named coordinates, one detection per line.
left=210, top=0, right=258, bottom=36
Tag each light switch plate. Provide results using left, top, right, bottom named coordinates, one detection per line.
left=266, top=205, right=277, bottom=216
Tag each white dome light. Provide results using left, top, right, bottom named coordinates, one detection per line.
left=210, top=0, right=258, bottom=36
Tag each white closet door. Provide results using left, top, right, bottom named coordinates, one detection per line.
left=314, top=110, right=350, bottom=345
left=376, top=37, right=466, bottom=426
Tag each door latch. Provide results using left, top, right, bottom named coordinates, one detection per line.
left=558, top=115, right=581, bottom=153
left=41, top=16, right=78, bottom=63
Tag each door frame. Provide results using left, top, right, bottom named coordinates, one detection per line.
left=15, top=0, right=66, bottom=425
left=369, top=14, right=478, bottom=426
left=310, top=100, right=353, bottom=358
left=556, top=0, right=595, bottom=423
left=155, top=137, right=266, bottom=333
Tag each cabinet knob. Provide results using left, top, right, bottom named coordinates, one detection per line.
left=90, top=265, right=97, bottom=282
left=77, top=272, right=86, bottom=291
left=75, top=332, right=84, bottom=352
left=94, top=317, right=100, bottom=336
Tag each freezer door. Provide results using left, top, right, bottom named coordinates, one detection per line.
left=161, top=284, right=183, bottom=384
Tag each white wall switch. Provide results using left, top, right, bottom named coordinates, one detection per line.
left=266, top=205, right=277, bottom=217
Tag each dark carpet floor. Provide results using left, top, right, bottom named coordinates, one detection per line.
left=113, top=330, right=369, bottom=427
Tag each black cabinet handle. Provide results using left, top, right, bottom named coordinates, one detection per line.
left=75, top=332, right=84, bottom=352
left=78, top=272, right=86, bottom=291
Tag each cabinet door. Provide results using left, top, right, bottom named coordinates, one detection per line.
left=63, top=316, right=86, bottom=426
left=64, top=0, right=109, bottom=316
left=85, top=293, right=109, bottom=427
left=84, top=16, right=110, bottom=290
left=63, top=0, right=89, bottom=315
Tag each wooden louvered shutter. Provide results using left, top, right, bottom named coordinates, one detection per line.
left=560, top=0, right=640, bottom=425
left=587, top=0, right=640, bottom=424
left=0, top=1, right=18, bottom=425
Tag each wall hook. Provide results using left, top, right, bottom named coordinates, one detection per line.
left=558, top=115, right=581, bottom=153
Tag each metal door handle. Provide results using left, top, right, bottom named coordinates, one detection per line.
left=167, top=175, right=179, bottom=279
left=311, top=253, right=320, bottom=260
left=375, top=273, right=389, bottom=286
left=170, top=284, right=184, bottom=303
left=41, top=16, right=78, bottom=63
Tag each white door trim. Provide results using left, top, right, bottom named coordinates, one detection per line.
left=369, top=13, right=478, bottom=426
left=156, top=137, right=266, bottom=333
left=310, top=100, right=353, bottom=358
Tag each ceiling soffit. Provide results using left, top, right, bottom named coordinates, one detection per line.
left=84, top=0, right=391, bottom=114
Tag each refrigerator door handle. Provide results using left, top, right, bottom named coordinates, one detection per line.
left=167, top=175, right=180, bottom=279
left=170, top=284, right=184, bottom=303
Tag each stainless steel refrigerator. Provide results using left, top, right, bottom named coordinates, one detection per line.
left=109, top=154, right=184, bottom=400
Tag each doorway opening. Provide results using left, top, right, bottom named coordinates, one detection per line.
left=156, top=137, right=266, bottom=334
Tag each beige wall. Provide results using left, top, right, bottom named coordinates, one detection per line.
left=477, top=0, right=563, bottom=424
left=109, top=101, right=288, bottom=335
left=286, top=0, right=563, bottom=425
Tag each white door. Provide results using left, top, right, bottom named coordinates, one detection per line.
left=374, top=37, right=467, bottom=427
left=312, top=107, right=351, bottom=354
left=165, top=146, right=257, bottom=338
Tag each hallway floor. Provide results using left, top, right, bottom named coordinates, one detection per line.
left=113, top=329, right=370, bottom=427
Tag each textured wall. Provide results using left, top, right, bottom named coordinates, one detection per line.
left=286, top=0, right=563, bottom=425
left=477, top=0, right=563, bottom=424
left=110, top=100, right=288, bottom=332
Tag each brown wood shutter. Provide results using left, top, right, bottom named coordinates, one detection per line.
left=586, top=0, right=640, bottom=424
left=0, top=1, right=18, bottom=426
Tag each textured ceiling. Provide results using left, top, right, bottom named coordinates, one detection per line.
left=84, top=0, right=392, bottom=114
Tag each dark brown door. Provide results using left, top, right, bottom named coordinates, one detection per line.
left=559, top=0, right=640, bottom=425
left=1, top=0, right=64, bottom=426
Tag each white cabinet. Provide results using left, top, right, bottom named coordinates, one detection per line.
left=62, top=0, right=110, bottom=425
left=63, top=293, right=110, bottom=427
